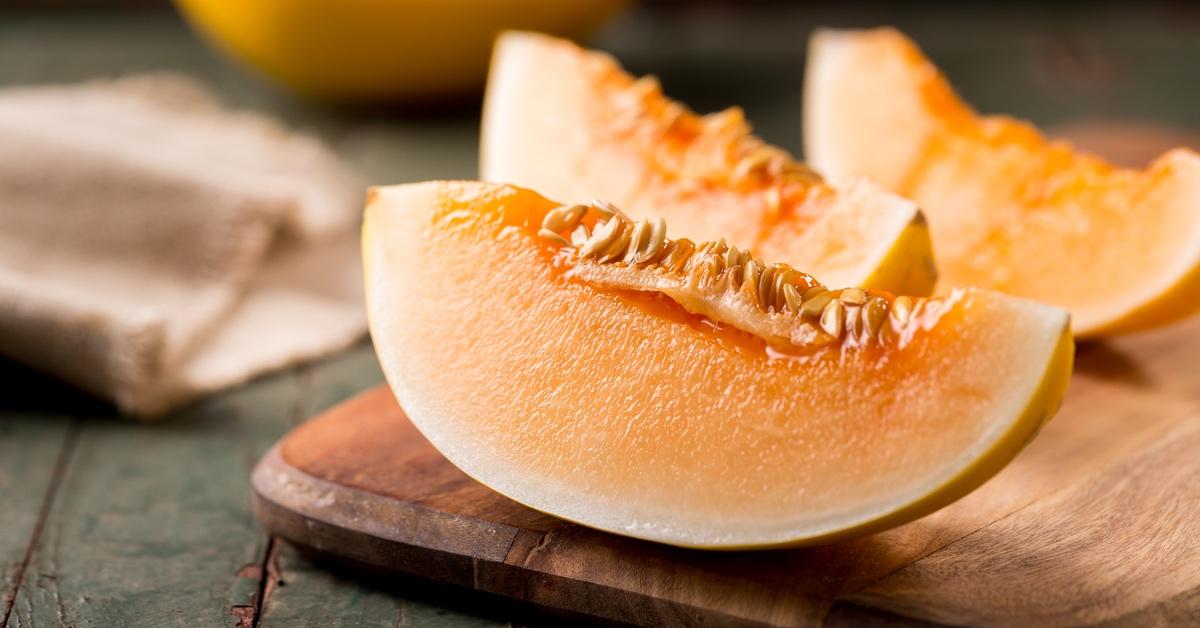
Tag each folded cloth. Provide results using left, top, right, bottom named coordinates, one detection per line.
left=0, top=74, right=367, bottom=418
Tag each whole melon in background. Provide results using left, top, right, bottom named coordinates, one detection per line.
left=174, top=0, right=627, bottom=103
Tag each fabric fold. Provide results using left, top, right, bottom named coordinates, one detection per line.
left=0, top=74, right=367, bottom=418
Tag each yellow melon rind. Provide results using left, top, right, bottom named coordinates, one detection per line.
left=767, top=323, right=1072, bottom=549
left=860, top=212, right=937, bottom=298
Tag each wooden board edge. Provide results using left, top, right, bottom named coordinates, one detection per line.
left=251, top=444, right=512, bottom=586
left=250, top=444, right=817, bottom=627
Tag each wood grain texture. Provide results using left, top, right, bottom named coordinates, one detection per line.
left=255, top=541, right=400, bottom=628
left=0, top=345, right=484, bottom=628
left=0, top=413, right=74, bottom=625
left=254, top=315, right=1200, bottom=627
left=6, top=372, right=298, bottom=627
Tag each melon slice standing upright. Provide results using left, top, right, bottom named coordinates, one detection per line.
left=482, top=31, right=937, bottom=296
left=804, top=27, right=1200, bottom=336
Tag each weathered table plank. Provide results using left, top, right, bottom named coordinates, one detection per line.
left=0, top=411, right=74, bottom=625
left=255, top=348, right=401, bottom=628
left=5, top=367, right=301, bottom=627
left=255, top=543, right=401, bottom=628
left=0, top=345, right=511, bottom=628
left=257, top=544, right=509, bottom=628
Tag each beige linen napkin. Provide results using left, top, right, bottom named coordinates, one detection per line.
left=0, top=74, right=366, bottom=418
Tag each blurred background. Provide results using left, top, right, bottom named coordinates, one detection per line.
left=2, top=0, right=1197, bottom=183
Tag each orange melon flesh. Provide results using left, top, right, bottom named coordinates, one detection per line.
left=364, top=180, right=1073, bottom=548
left=805, top=27, right=1200, bottom=337
left=482, top=31, right=937, bottom=297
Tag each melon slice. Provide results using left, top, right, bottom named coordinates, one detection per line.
left=804, top=27, right=1200, bottom=336
left=482, top=31, right=936, bottom=296
left=363, top=180, right=1073, bottom=549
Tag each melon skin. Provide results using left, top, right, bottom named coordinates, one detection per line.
left=364, top=180, right=1073, bottom=549
left=804, top=27, right=1200, bottom=337
left=176, top=0, right=625, bottom=102
left=482, top=31, right=937, bottom=298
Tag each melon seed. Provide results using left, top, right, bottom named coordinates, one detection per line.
left=820, top=300, right=845, bottom=338
left=757, top=265, right=778, bottom=310
left=802, top=291, right=834, bottom=318
left=542, top=204, right=587, bottom=233
left=844, top=304, right=863, bottom=339
left=892, top=296, right=915, bottom=324
left=599, top=221, right=633, bottom=262
left=864, top=297, right=889, bottom=336
left=839, top=287, right=867, bottom=306
left=579, top=218, right=621, bottom=258
left=640, top=218, right=668, bottom=263
left=570, top=224, right=591, bottom=247
left=802, top=286, right=828, bottom=301
left=535, top=199, right=907, bottom=349
left=783, top=283, right=802, bottom=313
left=538, top=228, right=570, bottom=247
left=623, top=220, right=650, bottom=264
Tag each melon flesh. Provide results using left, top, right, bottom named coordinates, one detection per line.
left=482, top=31, right=936, bottom=296
left=364, top=180, right=1073, bottom=548
left=805, top=27, right=1200, bottom=336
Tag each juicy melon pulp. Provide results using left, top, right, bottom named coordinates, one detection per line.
left=364, top=180, right=1073, bottom=548
left=804, top=27, right=1200, bottom=337
left=482, top=31, right=937, bottom=297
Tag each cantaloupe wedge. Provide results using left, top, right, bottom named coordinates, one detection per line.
left=482, top=31, right=936, bottom=297
left=363, top=180, right=1073, bottom=549
left=805, top=27, right=1200, bottom=336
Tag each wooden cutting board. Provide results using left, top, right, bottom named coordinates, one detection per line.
left=251, top=315, right=1200, bottom=627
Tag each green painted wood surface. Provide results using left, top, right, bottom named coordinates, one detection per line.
left=0, top=412, right=74, bottom=620
left=7, top=378, right=295, bottom=627
left=255, top=544, right=511, bottom=628
left=0, top=4, right=1196, bottom=627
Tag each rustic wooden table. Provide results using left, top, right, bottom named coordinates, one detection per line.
left=1, top=4, right=1197, bottom=627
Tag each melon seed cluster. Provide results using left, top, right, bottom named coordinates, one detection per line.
left=730, top=144, right=823, bottom=186
left=618, top=75, right=821, bottom=188
left=538, top=201, right=923, bottom=348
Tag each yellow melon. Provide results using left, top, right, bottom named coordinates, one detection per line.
left=363, top=180, right=1073, bottom=548
left=174, top=0, right=625, bottom=102
left=805, top=27, right=1200, bottom=336
left=482, top=31, right=936, bottom=296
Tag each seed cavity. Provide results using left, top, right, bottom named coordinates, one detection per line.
left=537, top=200, right=924, bottom=348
